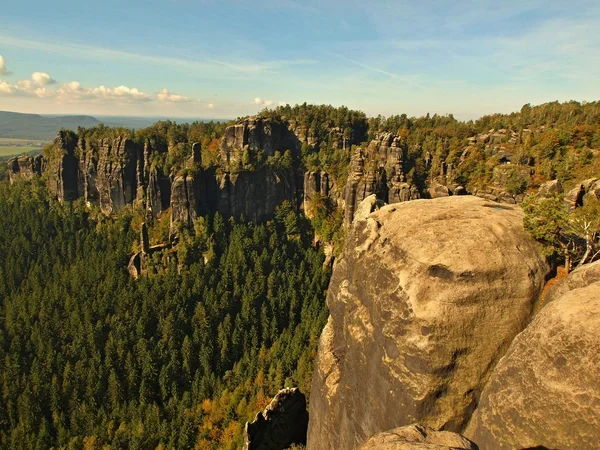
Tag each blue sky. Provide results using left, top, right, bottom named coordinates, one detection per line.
left=0, top=0, right=599, bottom=119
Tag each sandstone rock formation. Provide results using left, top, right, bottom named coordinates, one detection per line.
left=7, top=154, right=44, bottom=183
left=244, top=387, right=309, bottom=450
left=46, top=130, right=80, bottom=201
left=564, top=178, right=600, bottom=210
left=466, top=281, right=600, bottom=449
left=215, top=168, right=299, bottom=223
left=537, top=179, right=562, bottom=198
left=357, top=424, right=478, bottom=450
left=169, top=173, right=201, bottom=239
left=307, top=196, right=549, bottom=450
left=303, top=171, right=335, bottom=217
left=95, top=136, right=139, bottom=213
left=543, top=259, right=600, bottom=305
left=219, top=117, right=300, bottom=167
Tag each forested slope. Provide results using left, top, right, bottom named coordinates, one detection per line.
left=0, top=180, right=329, bottom=449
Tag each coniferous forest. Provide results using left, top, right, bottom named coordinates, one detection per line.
left=0, top=179, right=329, bottom=449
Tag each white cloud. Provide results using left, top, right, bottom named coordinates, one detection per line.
left=56, top=82, right=153, bottom=103
left=278, top=101, right=288, bottom=106
left=31, top=72, right=56, bottom=86
left=157, top=88, right=190, bottom=102
left=0, top=55, right=11, bottom=76
left=207, top=103, right=215, bottom=109
left=252, top=97, right=274, bottom=106
left=0, top=79, right=16, bottom=94
left=0, top=72, right=154, bottom=104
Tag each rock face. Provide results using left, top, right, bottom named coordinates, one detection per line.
left=343, top=133, right=423, bottom=226
left=466, top=281, right=600, bottom=449
left=46, top=130, right=80, bottom=201
left=307, top=196, right=549, bottom=450
left=543, top=259, right=600, bottom=305
left=95, top=136, right=139, bottom=213
left=244, top=387, right=309, bottom=450
left=303, top=171, right=336, bottom=217
left=215, top=168, right=299, bottom=222
left=169, top=174, right=201, bottom=238
left=357, top=424, right=478, bottom=450
left=564, top=178, right=600, bottom=210
left=220, top=117, right=300, bottom=167
left=7, top=154, right=44, bottom=184
left=538, top=179, right=562, bottom=198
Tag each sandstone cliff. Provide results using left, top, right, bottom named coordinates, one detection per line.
left=219, top=117, right=301, bottom=167
left=307, top=196, right=550, bottom=449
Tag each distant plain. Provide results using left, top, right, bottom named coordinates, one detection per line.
left=0, top=138, right=46, bottom=158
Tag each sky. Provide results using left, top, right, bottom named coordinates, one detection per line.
left=0, top=0, right=599, bottom=120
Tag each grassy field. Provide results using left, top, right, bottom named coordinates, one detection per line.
left=0, top=138, right=46, bottom=158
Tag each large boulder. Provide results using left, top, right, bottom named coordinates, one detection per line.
left=357, top=424, right=478, bottom=450
left=307, top=196, right=549, bottom=450
left=466, top=281, right=600, bottom=449
left=244, top=387, right=309, bottom=450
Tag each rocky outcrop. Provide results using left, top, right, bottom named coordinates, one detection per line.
left=7, top=154, right=44, bottom=183
left=95, top=136, right=138, bottom=213
left=538, top=179, right=562, bottom=198
left=244, top=387, right=309, bottom=450
left=307, top=196, right=549, bottom=450
left=472, top=186, right=524, bottom=204
left=357, top=424, right=478, bottom=450
left=215, top=168, right=299, bottom=222
left=466, top=281, right=600, bottom=449
left=343, top=133, right=423, bottom=226
left=220, top=117, right=300, bottom=167
left=169, top=174, right=201, bottom=238
left=303, top=171, right=335, bottom=216
left=344, top=147, right=386, bottom=227
left=543, top=259, right=600, bottom=305
left=564, top=178, right=600, bottom=210
left=45, top=130, right=80, bottom=201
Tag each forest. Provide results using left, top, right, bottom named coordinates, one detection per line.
left=0, top=180, right=329, bottom=449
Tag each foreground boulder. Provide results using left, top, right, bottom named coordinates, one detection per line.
left=466, top=281, right=600, bottom=449
left=244, top=387, right=308, bottom=450
left=307, top=196, right=549, bottom=450
left=358, top=424, right=478, bottom=450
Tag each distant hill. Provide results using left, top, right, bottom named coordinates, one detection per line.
left=0, top=111, right=225, bottom=140
left=0, top=111, right=101, bottom=140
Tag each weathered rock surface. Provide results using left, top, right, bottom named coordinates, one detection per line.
left=357, top=424, right=478, bottom=450
left=307, top=196, right=549, bottom=450
left=46, top=130, right=80, bottom=201
left=7, top=154, right=44, bottom=183
left=220, top=117, right=300, bottom=167
left=215, top=168, right=299, bottom=222
left=353, top=194, right=383, bottom=223
left=537, top=179, right=562, bottom=198
left=303, top=170, right=336, bottom=216
left=95, top=136, right=138, bottom=213
left=564, top=178, right=600, bottom=210
left=244, top=387, right=309, bottom=450
left=544, top=259, right=600, bottom=305
left=466, top=281, right=600, bottom=450
left=169, top=174, right=200, bottom=238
